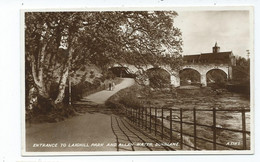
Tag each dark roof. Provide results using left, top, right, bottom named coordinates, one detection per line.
left=183, top=54, right=200, bottom=61
left=183, top=51, right=233, bottom=64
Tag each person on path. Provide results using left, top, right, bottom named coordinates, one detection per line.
left=112, top=82, right=115, bottom=90
left=108, top=82, right=112, bottom=91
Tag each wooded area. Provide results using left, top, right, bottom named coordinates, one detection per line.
left=25, top=11, right=183, bottom=117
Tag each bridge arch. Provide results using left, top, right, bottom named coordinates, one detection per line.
left=108, top=66, right=135, bottom=78
left=180, top=65, right=230, bottom=87
left=205, top=67, right=229, bottom=77
left=146, top=67, right=171, bottom=88
left=179, top=68, right=201, bottom=86
left=206, top=68, right=228, bottom=86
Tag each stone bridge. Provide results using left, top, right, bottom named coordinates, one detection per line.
left=111, top=63, right=233, bottom=87
left=110, top=43, right=236, bottom=87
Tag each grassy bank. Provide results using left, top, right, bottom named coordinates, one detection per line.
left=105, top=84, right=143, bottom=110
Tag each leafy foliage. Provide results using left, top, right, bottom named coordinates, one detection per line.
left=146, top=68, right=171, bottom=88
left=25, top=11, right=183, bottom=113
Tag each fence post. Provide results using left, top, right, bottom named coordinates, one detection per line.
left=193, top=107, right=197, bottom=150
left=170, top=108, right=173, bottom=143
left=133, top=108, right=135, bottom=123
left=138, top=107, right=141, bottom=127
left=142, top=108, right=144, bottom=129
left=150, top=107, right=152, bottom=133
left=139, top=108, right=142, bottom=127
left=133, top=109, right=135, bottom=124
left=213, top=107, right=217, bottom=150
left=131, top=108, right=134, bottom=123
left=155, top=108, right=157, bottom=136
left=141, top=108, right=143, bottom=129
left=242, top=109, right=247, bottom=150
left=143, top=108, right=145, bottom=129
left=180, top=108, right=183, bottom=150
left=136, top=108, right=138, bottom=125
left=130, top=108, right=131, bottom=121
left=161, top=108, right=164, bottom=140
left=145, top=107, right=148, bottom=130
left=125, top=108, right=127, bottom=119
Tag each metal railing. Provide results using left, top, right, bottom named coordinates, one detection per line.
left=122, top=106, right=250, bottom=150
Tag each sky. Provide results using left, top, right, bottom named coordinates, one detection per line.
left=173, top=10, right=252, bottom=58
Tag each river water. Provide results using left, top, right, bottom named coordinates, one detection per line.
left=140, top=88, right=251, bottom=150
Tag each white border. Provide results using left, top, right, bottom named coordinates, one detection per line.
left=20, top=6, right=254, bottom=156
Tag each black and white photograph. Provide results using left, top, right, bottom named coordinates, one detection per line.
left=21, top=7, right=253, bottom=155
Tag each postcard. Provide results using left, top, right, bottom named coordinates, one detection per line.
left=21, top=6, right=254, bottom=155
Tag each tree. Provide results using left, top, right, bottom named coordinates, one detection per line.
left=25, top=11, right=182, bottom=112
left=146, top=68, right=171, bottom=88
left=232, top=56, right=250, bottom=83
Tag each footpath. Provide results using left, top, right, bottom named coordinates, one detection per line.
left=80, top=78, right=135, bottom=105
left=26, top=78, right=174, bottom=152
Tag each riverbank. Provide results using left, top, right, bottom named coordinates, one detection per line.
left=106, top=84, right=251, bottom=150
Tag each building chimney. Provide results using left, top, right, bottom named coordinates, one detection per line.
left=213, top=42, right=220, bottom=53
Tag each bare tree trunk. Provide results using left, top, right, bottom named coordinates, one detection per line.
left=54, top=66, right=69, bottom=104
left=31, top=42, right=49, bottom=99
left=54, top=45, right=74, bottom=104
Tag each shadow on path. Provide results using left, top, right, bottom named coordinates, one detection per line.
left=110, top=115, right=176, bottom=151
left=25, top=78, right=176, bottom=152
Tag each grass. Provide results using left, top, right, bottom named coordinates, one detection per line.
left=105, top=84, right=143, bottom=110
